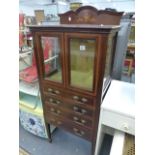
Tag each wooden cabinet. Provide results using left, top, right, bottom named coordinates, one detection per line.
left=29, top=6, right=123, bottom=155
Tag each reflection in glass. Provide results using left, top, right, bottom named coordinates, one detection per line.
left=70, top=38, right=95, bottom=91
left=41, top=37, right=62, bottom=82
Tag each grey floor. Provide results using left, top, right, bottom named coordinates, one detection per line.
left=19, top=125, right=91, bottom=155
left=19, top=124, right=112, bottom=155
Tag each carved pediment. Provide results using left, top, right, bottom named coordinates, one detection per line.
left=59, top=6, right=123, bottom=25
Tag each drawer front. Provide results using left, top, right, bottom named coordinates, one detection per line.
left=44, top=95, right=63, bottom=107
left=45, top=103, right=93, bottom=129
left=102, top=110, right=135, bottom=135
left=43, top=85, right=62, bottom=98
left=44, top=95, right=94, bottom=118
left=64, top=91, right=94, bottom=107
left=66, top=122, right=92, bottom=141
left=45, top=112, right=92, bottom=141
left=45, top=112, right=65, bottom=128
left=65, top=104, right=93, bottom=118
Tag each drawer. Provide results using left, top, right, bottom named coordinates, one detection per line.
left=66, top=122, right=92, bottom=141
left=45, top=112, right=64, bottom=128
left=45, top=112, right=92, bottom=141
left=43, top=85, right=62, bottom=97
left=45, top=103, right=93, bottom=129
left=101, top=109, right=135, bottom=135
left=44, top=96, right=94, bottom=118
left=64, top=91, right=94, bottom=107
left=44, top=95, right=63, bottom=106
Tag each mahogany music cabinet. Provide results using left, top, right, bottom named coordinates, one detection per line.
left=29, top=6, right=123, bottom=155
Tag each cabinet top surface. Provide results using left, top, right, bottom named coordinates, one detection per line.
left=29, top=24, right=120, bottom=31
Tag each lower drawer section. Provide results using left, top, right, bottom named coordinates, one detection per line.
left=45, top=113, right=92, bottom=141
left=45, top=103, right=93, bottom=129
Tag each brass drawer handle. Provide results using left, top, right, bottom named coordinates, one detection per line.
left=57, top=121, right=62, bottom=125
left=73, top=128, right=78, bottom=132
left=80, top=131, right=85, bottom=135
left=73, top=96, right=80, bottom=100
left=56, top=100, right=61, bottom=104
left=81, top=119, right=86, bottom=124
left=50, top=108, right=61, bottom=115
left=73, top=128, right=85, bottom=137
left=81, top=109, right=87, bottom=114
left=81, top=98, right=88, bottom=103
left=57, top=110, right=61, bottom=114
left=47, top=88, right=60, bottom=95
left=73, top=106, right=78, bottom=111
left=73, top=116, right=78, bottom=121
left=73, top=96, right=88, bottom=104
left=55, top=90, right=60, bottom=94
left=48, top=88, right=53, bottom=92
left=73, top=117, right=86, bottom=125
left=49, top=98, right=54, bottom=102
left=73, top=106, right=87, bottom=115
left=50, top=108, right=55, bottom=112
left=49, top=98, right=61, bottom=105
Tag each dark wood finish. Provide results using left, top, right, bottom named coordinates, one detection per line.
left=59, top=6, right=123, bottom=25
left=29, top=6, right=122, bottom=155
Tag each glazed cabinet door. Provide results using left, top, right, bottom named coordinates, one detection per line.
left=34, top=32, right=65, bottom=86
left=65, top=33, right=100, bottom=95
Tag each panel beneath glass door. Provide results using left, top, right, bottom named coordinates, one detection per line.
left=41, top=36, right=62, bottom=83
left=70, top=38, right=95, bottom=91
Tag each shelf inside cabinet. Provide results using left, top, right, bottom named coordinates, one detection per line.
left=19, top=81, right=39, bottom=96
left=19, top=50, right=32, bottom=59
left=44, top=55, right=58, bottom=64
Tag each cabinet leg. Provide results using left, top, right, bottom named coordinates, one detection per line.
left=45, top=123, right=52, bottom=142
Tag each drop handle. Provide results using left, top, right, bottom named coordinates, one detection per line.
left=57, top=121, right=62, bottom=125
left=73, top=96, right=80, bottom=101
left=49, top=98, right=54, bottom=102
left=47, top=88, right=60, bottom=95
left=73, top=116, right=79, bottom=121
left=73, top=128, right=85, bottom=136
left=81, top=98, right=88, bottom=103
left=55, top=90, right=60, bottom=94
left=48, top=88, right=53, bottom=92
left=81, top=109, right=87, bottom=114
left=50, top=108, right=61, bottom=115
left=81, top=119, right=86, bottom=124
left=50, top=108, right=55, bottom=112
left=73, top=106, right=79, bottom=111
left=49, top=99, right=61, bottom=105
left=73, top=128, right=78, bottom=132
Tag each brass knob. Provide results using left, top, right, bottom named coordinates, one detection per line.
left=49, top=98, right=53, bottom=102
left=73, top=96, right=80, bottom=100
left=73, top=128, right=78, bottom=132
left=81, top=98, right=88, bottom=103
left=73, top=116, right=78, bottom=121
left=81, top=119, right=86, bottom=124
left=48, top=88, right=53, bottom=92
left=57, top=110, right=61, bottom=114
left=57, top=121, right=62, bottom=125
left=55, top=90, right=60, bottom=94
left=56, top=100, right=61, bottom=104
left=73, top=106, right=78, bottom=111
left=80, top=131, right=85, bottom=135
left=81, top=109, right=87, bottom=114
left=50, top=108, right=55, bottom=112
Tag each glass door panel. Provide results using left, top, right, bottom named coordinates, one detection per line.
left=69, top=38, right=95, bottom=91
left=41, top=36, right=62, bottom=83
left=103, top=37, right=113, bottom=87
